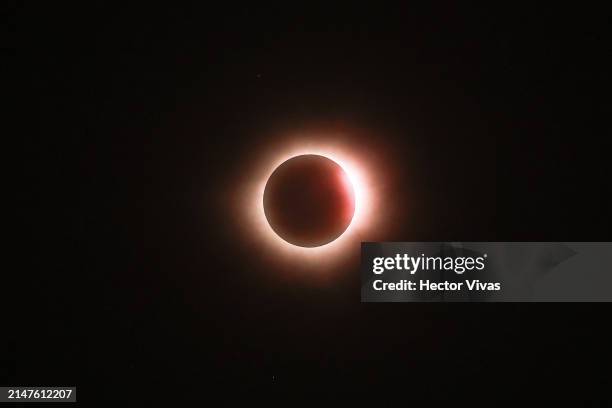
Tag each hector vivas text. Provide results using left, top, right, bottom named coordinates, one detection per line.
left=371, top=253, right=501, bottom=292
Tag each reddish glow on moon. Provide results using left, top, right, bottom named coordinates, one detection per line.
left=263, top=154, right=355, bottom=247
left=258, top=146, right=368, bottom=256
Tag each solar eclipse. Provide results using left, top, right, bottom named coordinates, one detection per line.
left=263, top=154, right=355, bottom=247
left=230, top=128, right=402, bottom=272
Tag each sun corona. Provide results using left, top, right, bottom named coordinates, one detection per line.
left=234, top=133, right=390, bottom=270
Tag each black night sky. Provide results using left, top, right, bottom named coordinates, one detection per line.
left=15, top=3, right=612, bottom=405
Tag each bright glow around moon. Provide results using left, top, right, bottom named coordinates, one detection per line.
left=237, top=137, right=382, bottom=267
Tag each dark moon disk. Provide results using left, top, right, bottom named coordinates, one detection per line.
left=263, top=154, right=355, bottom=247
